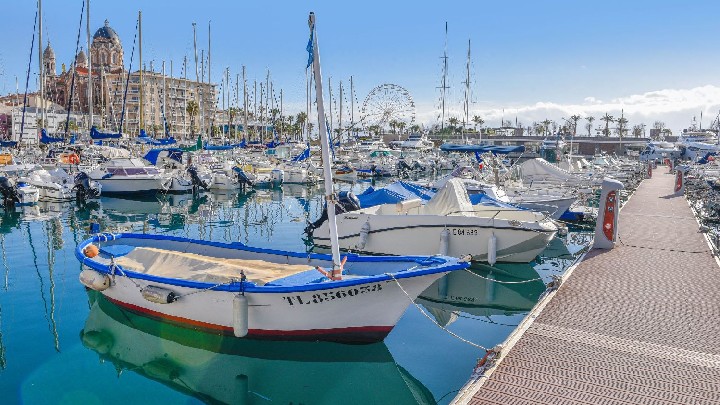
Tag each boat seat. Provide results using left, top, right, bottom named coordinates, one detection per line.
left=113, top=247, right=312, bottom=286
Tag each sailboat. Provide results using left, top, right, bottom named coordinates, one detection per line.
left=74, top=13, right=468, bottom=343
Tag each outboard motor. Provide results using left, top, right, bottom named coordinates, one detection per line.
left=187, top=165, right=210, bottom=191
left=232, top=166, right=255, bottom=187
left=73, top=172, right=101, bottom=200
left=305, top=191, right=360, bottom=235
left=0, top=177, right=19, bottom=207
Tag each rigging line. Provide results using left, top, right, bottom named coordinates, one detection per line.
left=20, top=8, right=39, bottom=142
left=65, top=0, right=85, bottom=137
left=386, top=273, right=488, bottom=351
left=462, top=268, right=543, bottom=284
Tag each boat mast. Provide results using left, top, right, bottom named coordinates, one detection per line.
left=439, top=22, right=449, bottom=133
left=308, top=12, right=341, bottom=270
left=328, top=76, right=332, bottom=137
left=38, top=0, right=44, bottom=129
left=339, top=81, right=343, bottom=145
left=192, top=23, right=199, bottom=137
left=243, top=65, right=248, bottom=140
left=350, top=75, right=354, bottom=139
left=138, top=10, right=143, bottom=135
left=87, top=0, right=92, bottom=131
left=463, top=38, right=471, bottom=143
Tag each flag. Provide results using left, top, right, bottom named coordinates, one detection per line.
left=306, top=25, right=314, bottom=68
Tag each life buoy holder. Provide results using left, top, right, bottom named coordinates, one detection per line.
left=602, top=190, right=616, bottom=242
left=675, top=170, right=683, bottom=192
left=68, top=153, right=80, bottom=165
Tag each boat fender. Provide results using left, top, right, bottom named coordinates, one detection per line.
left=79, top=269, right=111, bottom=291
left=488, top=233, right=497, bottom=266
left=83, top=244, right=99, bottom=258
left=141, top=285, right=178, bottom=304
left=80, top=329, right=114, bottom=355
left=142, top=358, right=182, bottom=380
left=233, top=294, right=249, bottom=338
left=357, top=221, right=371, bottom=250
left=439, top=228, right=450, bottom=256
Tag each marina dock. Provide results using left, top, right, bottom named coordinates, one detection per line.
left=454, top=171, right=720, bottom=405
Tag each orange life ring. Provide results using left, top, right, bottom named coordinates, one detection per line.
left=68, top=153, right=80, bottom=164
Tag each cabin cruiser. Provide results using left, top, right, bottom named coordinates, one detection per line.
left=22, top=168, right=101, bottom=201
left=638, top=141, right=681, bottom=162
left=401, top=133, right=434, bottom=151
left=88, top=158, right=170, bottom=194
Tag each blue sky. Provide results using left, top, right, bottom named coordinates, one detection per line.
left=2, top=0, right=720, bottom=133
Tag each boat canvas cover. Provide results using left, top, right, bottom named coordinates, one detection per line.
left=113, top=247, right=312, bottom=285
left=357, top=180, right=515, bottom=210
left=357, top=181, right=435, bottom=207
left=423, top=178, right=475, bottom=216
left=40, top=129, right=64, bottom=144
left=90, top=127, right=123, bottom=139
left=519, top=158, right=576, bottom=181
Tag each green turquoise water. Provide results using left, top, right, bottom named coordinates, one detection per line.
left=0, top=183, right=591, bottom=404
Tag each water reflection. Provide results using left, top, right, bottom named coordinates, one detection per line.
left=416, top=264, right=545, bottom=327
left=81, top=291, right=434, bottom=405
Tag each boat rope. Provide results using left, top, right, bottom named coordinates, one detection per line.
left=462, top=268, right=543, bottom=284
left=174, top=279, right=237, bottom=298
left=385, top=273, right=488, bottom=351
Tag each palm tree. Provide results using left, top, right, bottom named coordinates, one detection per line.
left=541, top=119, right=552, bottom=137
left=396, top=121, right=407, bottom=135
left=368, top=124, right=381, bottom=137
left=307, top=122, right=315, bottom=140
left=616, top=115, right=629, bottom=137
left=296, top=111, right=308, bottom=138
left=600, top=113, right=614, bottom=137
left=186, top=100, right=199, bottom=135
left=472, top=115, right=484, bottom=132
left=569, top=115, right=581, bottom=137
left=409, top=124, right=421, bottom=133
left=448, top=117, right=459, bottom=134
left=585, top=116, right=595, bottom=137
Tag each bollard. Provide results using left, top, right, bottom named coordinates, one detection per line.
left=668, top=159, right=674, bottom=173
left=647, top=163, right=652, bottom=178
left=593, top=178, right=625, bottom=249
left=674, top=165, right=689, bottom=194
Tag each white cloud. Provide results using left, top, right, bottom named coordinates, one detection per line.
left=417, top=85, right=720, bottom=134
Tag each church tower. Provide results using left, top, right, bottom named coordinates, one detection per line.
left=43, top=41, right=56, bottom=76
left=91, top=20, right=124, bottom=72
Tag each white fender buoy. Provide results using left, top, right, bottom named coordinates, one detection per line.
left=593, top=178, right=625, bottom=249
left=141, top=285, right=178, bottom=304
left=439, top=228, right=450, bottom=256
left=487, top=233, right=497, bottom=266
left=236, top=374, right=249, bottom=405
left=142, top=358, right=182, bottom=380
left=357, top=221, right=371, bottom=250
left=233, top=294, right=249, bottom=338
left=80, top=329, right=114, bottom=355
left=79, top=269, right=111, bottom=291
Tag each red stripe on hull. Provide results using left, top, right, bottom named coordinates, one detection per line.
left=105, top=295, right=393, bottom=343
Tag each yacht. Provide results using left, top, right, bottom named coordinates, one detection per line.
left=88, top=158, right=170, bottom=194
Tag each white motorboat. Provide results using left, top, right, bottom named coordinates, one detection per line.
left=22, top=168, right=101, bottom=201
left=311, top=178, right=558, bottom=263
left=88, top=158, right=170, bottom=194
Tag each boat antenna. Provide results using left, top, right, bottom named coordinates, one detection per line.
left=308, top=12, right=342, bottom=272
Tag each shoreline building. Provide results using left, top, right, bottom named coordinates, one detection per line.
left=44, top=20, right=216, bottom=138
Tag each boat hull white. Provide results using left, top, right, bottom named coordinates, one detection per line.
left=313, top=212, right=556, bottom=263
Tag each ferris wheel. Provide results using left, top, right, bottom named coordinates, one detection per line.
left=360, top=84, right=415, bottom=130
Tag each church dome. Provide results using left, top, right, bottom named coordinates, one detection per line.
left=93, top=20, right=120, bottom=44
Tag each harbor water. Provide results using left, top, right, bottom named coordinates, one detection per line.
left=0, top=181, right=591, bottom=404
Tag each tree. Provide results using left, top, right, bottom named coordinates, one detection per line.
left=541, top=119, right=552, bottom=137
left=448, top=117, right=459, bottom=134
left=368, top=124, right=381, bottom=136
left=186, top=100, right=199, bottom=135
left=409, top=124, right=421, bottom=133
left=616, top=115, right=628, bottom=137
left=296, top=111, right=308, bottom=138
left=472, top=115, right=484, bottom=132
left=585, top=116, right=595, bottom=137
left=307, top=122, right=315, bottom=140
left=396, top=121, right=407, bottom=135
left=569, top=115, right=581, bottom=137
left=632, top=124, right=644, bottom=138
left=600, top=113, right=614, bottom=137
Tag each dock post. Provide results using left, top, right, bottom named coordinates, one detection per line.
left=647, top=162, right=652, bottom=178
left=592, top=178, right=625, bottom=249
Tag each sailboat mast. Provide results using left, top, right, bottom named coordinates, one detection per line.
left=38, top=0, right=44, bottom=127
left=308, top=12, right=341, bottom=270
left=87, top=0, right=92, bottom=130
left=439, top=22, right=449, bottom=132
left=138, top=10, right=143, bottom=135
left=339, top=81, right=343, bottom=144
left=350, top=75, right=354, bottom=138
left=243, top=65, right=247, bottom=139
left=464, top=39, right=471, bottom=139
left=328, top=76, right=332, bottom=136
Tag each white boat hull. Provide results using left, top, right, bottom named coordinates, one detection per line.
left=314, top=212, right=555, bottom=263
left=95, top=177, right=169, bottom=194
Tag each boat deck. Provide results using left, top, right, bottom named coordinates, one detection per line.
left=454, top=171, right=720, bottom=405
